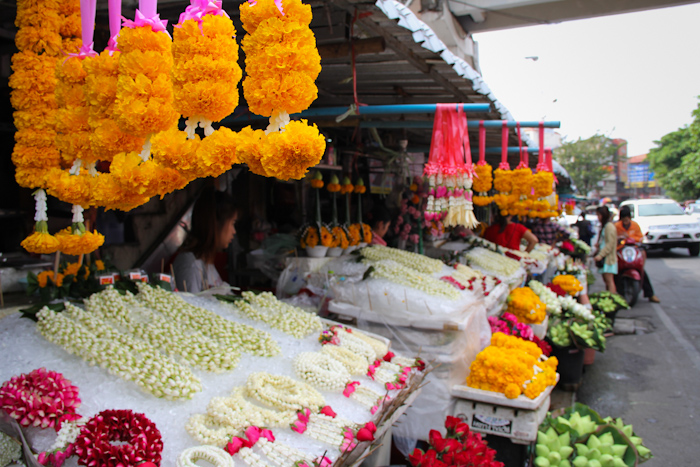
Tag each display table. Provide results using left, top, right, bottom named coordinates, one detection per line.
left=0, top=292, right=423, bottom=466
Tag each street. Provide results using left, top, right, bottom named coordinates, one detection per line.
left=576, top=248, right=700, bottom=466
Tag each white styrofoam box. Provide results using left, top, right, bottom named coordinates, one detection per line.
left=529, top=314, right=549, bottom=340
left=450, top=374, right=558, bottom=411
left=451, top=395, right=551, bottom=444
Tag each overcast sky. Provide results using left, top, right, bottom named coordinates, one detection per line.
left=473, top=3, right=700, bottom=157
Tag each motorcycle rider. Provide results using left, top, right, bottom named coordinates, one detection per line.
left=615, top=206, right=660, bottom=303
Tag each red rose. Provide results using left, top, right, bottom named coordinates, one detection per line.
left=408, top=448, right=425, bottom=466
left=444, top=416, right=461, bottom=432
left=429, top=430, right=449, bottom=452
left=382, top=351, right=395, bottom=362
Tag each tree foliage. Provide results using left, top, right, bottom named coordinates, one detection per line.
left=647, top=99, right=700, bottom=201
left=554, top=134, right=618, bottom=196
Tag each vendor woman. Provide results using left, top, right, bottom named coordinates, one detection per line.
left=483, top=213, right=538, bottom=252
left=369, top=206, right=392, bottom=246
left=172, top=187, right=238, bottom=293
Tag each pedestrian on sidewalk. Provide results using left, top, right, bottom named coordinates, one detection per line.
left=594, top=206, right=618, bottom=294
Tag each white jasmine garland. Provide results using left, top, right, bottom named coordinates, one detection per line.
left=206, top=388, right=297, bottom=431
left=336, top=329, right=377, bottom=363
left=450, top=263, right=482, bottom=283
left=246, top=372, right=325, bottom=412
left=33, top=189, right=48, bottom=222
left=366, top=259, right=461, bottom=300
left=240, top=446, right=272, bottom=467
left=48, top=417, right=87, bottom=453
left=528, top=280, right=562, bottom=315
left=463, top=247, right=520, bottom=277
left=86, top=287, right=241, bottom=372
left=293, top=352, right=351, bottom=391
left=36, top=304, right=202, bottom=400
left=373, top=361, right=401, bottom=385
left=300, top=413, right=354, bottom=447
left=349, top=384, right=383, bottom=408
left=321, top=345, right=368, bottom=375
left=137, top=283, right=280, bottom=357
left=559, top=295, right=595, bottom=321
left=349, top=329, right=389, bottom=357
left=360, top=245, right=443, bottom=274
left=231, top=291, right=323, bottom=339
left=256, top=436, right=316, bottom=467
left=185, top=414, right=240, bottom=447
left=178, top=445, right=235, bottom=467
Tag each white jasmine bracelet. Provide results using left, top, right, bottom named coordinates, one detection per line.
left=256, top=436, right=315, bottom=467
left=246, top=372, right=325, bottom=412
left=349, top=330, right=388, bottom=358
left=178, top=445, right=235, bottom=467
left=337, top=330, right=377, bottom=363
left=240, top=446, right=272, bottom=467
left=321, top=345, right=368, bottom=375
left=185, top=414, right=239, bottom=448
left=293, top=352, right=351, bottom=391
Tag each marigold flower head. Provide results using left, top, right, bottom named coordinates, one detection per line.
left=473, top=163, right=493, bottom=193
left=37, top=270, right=63, bottom=288
left=21, top=231, right=60, bottom=254
left=261, top=120, right=325, bottom=181
left=320, top=226, right=334, bottom=247
left=56, top=227, right=105, bottom=256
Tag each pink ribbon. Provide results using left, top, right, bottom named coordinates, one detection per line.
left=178, top=0, right=229, bottom=26
left=107, top=0, right=121, bottom=52
left=247, top=0, right=285, bottom=15
left=122, top=9, right=170, bottom=36
left=66, top=43, right=98, bottom=60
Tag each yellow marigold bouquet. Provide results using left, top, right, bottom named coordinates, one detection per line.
left=533, top=171, right=554, bottom=198
left=347, top=223, right=362, bottom=246
left=331, top=225, right=349, bottom=249
left=54, top=56, right=94, bottom=167
left=299, top=225, right=320, bottom=248
left=493, top=168, right=513, bottom=193
left=552, top=274, right=583, bottom=296
left=511, top=167, right=533, bottom=197
left=473, top=163, right=493, bottom=193
left=55, top=226, right=104, bottom=256
left=506, top=287, right=547, bottom=324
left=467, top=332, right=558, bottom=399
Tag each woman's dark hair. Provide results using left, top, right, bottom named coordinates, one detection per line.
left=596, top=206, right=611, bottom=225
left=494, top=212, right=511, bottom=233
left=181, top=187, right=238, bottom=262
left=368, top=205, right=392, bottom=227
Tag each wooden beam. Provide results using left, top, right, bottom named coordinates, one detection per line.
left=318, top=37, right=386, bottom=59
left=329, top=0, right=474, bottom=102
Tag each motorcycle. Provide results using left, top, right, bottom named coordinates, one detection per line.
left=615, top=237, right=645, bottom=307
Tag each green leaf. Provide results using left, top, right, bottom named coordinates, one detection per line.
left=215, top=294, right=242, bottom=303
left=362, top=266, right=375, bottom=281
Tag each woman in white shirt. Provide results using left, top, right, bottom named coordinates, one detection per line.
left=172, top=187, right=238, bottom=293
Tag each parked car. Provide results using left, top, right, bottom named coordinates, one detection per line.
left=685, top=202, right=700, bottom=219
left=619, top=199, right=700, bottom=256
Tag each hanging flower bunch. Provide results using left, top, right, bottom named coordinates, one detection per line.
left=72, top=409, right=163, bottom=467
left=350, top=178, right=371, bottom=244
left=551, top=274, right=583, bottom=296
left=10, top=0, right=80, bottom=190
left=467, top=333, right=558, bottom=399
left=424, top=106, right=477, bottom=229
left=172, top=1, right=242, bottom=136
left=408, top=416, right=503, bottom=467
left=237, top=0, right=325, bottom=181
left=55, top=205, right=105, bottom=255
left=473, top=162, right=494, bottom=207
left=0, top=368, right=81, bottom=431
left=341, top=176, right=360, bottom=246
left=506, top=286, right=547, bottom=324
left=21, top=189, right=60, bottom=254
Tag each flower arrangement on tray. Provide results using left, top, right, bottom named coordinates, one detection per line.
left=408, top=416, right=504, bottom=467
left=536, top=402, right=652, bottom=467
left=467, top=333, right=558, bottom=400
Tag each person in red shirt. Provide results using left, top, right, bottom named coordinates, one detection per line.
left=483, top=214, right=538, bottom=252
left=369, top=206, right=392, bottom=246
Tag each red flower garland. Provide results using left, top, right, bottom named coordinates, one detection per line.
left=0, top=368, right=81, bottom=430
left=73, top=409, right=163, bottom=467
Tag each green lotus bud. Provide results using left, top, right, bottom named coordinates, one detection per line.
left=598, top=445, right=612, bottom=456
left=599, top=455, right=614, bottom=467
left=534, top=457, right=551, bottom=467
left=587, top=435, right=601, bottom=450
left=629, top=436, right=643, bottom=446
left=330, top=174, right=340, bottom=185
left=559, top=432, right=571, bottom=447
left=342, top=176, right=351, bottom=185
left=560, top=446, right=574, bottom=459
left=536, top=445, right=551, bottom=458
left=575, top=444, right=589, bottom=457
left=538, top=431, right=553, bottom=445
left=572, top=456, right=589, bottom=467
left=588, top=460, right=601, bottom=467
left=612, top=458, right=627, bottom=467
left=587, top=448, right=602, bottom=461
left=598, top=432, right=614, bottom=446
left=314, top=171, right=323, bottom=180
left=559, top=460, right=572, bottom=467
left=549, top=452, right=562, bottom=464
left=636, top=445, right=651, bottom=458
left=610, top=445, right=627, bottom=458
left=622, top=425, right=633, bottom=437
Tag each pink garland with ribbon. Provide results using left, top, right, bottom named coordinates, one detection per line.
left=122, top=0, right=169, bottom=36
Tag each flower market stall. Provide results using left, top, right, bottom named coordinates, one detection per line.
left=0, top=284, right=427, bottom=466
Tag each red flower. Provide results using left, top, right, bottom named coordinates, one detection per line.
left=356, top=421, right=377, bottom=442
left=383, top=351, right=395, bottom=362
left=428, top=429, right=450, bottom=452
left=408, top=448, right=425, bottom=466
left=444, top=416, right=461, bottom=432
left=320, top=406, right=337, bottom=418
left=547, top=283, right=567, bottom=296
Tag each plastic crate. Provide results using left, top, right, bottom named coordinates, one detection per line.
left=451, top=395, right=551, bottom=444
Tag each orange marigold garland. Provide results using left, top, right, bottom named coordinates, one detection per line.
left=173, top=3, right=242, bottom=136
left=506, top=287, right=547, bottom=325
left=20, top=189, right=61, bottom=255
left=239, top=0, right=325, bottom=180
left=56, top=206, right=105, bottom=256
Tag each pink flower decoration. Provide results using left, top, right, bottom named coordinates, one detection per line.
left=261, top=428, right=275, bottom=443
left=291, top=420, right=307, bottom=434
left=343, top=381, right=359, bottom=397
left=226, top=437, right=246, bottom=455
left=320, top=406, right=337, bottom=418
left=178, top=0, right=229, bottom=26
left=121, top=9, right=169, bottom=35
